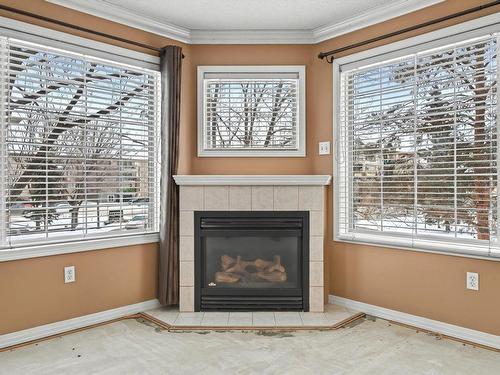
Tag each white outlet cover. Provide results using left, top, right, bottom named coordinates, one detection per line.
left=64, top=266, right=76, bottom=283
left=319, top=141, right=330, bottom=155
left=466, top=272, right=479, bottom=291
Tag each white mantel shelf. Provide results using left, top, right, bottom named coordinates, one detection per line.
left=173, top=175, right=331, bottom=186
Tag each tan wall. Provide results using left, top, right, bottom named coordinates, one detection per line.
left=0, top=244, right=158, bottom=335
left=1, top=0, right=500, bottom=336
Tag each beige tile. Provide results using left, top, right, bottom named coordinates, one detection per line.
left=252, top=312, right=276, bottom=327
left=145, top=307, right=179, bottom=325
left=179, top=211, right=194, bottom=236
left=251, top=186, right=274, bottom=210
left=310, top=261, right=324, bottom=287
left=179, top=236, right=194, bottom=261
left=201, top=312, right=229, bottom=326
left=310, top=210, right=324, bottom=236
left=274, top=186, right=299, bottom=210
left=274, top=312, right=303, bottom=326
left=179, top=286, right=194, bottom=312
left=179, top=261, right=194, bottom=287
left=299, top=186, right=324, bottom=210
left=228, top=312, right=252, bottom=326
left=179, top=186, right=204, bottom=210
left=229, top=186, right=252, bottom=210
left=174, top=317, right=204, bottom=326
left=300, top=312, right=329, bottom=326
left=324, top=304, right=358, bottom=325
left=310, top=236, right=324, bottom=262
left=176, top=312, right=204, bottom=319
left=204, top=186, right=229, bottom=210
left=309, top=286, right=324, bottom=312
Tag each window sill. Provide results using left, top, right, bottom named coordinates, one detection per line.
left=334, top=234, right=500, bottom=262
left=198, top=150, right=306, bottom=157
left=0, top=233, right=160, bottom=262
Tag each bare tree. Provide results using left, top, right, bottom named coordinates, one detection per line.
left=206, top=80, right=296, bottom=149
left=6, top=45, right=152, bottom=235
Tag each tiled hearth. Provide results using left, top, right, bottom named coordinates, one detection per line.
left=174, top=175, right=331, bottom=313
left=145, top=304, right=363, bottom=329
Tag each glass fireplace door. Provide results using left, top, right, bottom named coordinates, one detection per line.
left=203, top=234, right=300, bottom=289
left=195, top=212, right=309, bottom=311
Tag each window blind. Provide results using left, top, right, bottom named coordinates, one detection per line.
left=199, top=68, right=304, bottom=155
left=0, top=38, right=160, bottom=249
left=337, top=34, right=499, bottom=257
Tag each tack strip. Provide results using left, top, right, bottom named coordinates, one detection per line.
left=385, top=319, right=500, bottom=353
left=0, top=312, right=364, bottom=352
left=2, top=311, right=498, bottom=354
left=0, top=314, right=142, bottom=353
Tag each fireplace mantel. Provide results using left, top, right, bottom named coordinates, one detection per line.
left=173, top=175, right=331, bottom=186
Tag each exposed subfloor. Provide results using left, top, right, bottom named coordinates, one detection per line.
left=1, top=316, right=499, bottom=374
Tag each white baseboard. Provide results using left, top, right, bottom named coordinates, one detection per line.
left=329, top=295, right=500, bottom=350
left=0, top=299, right=161, bottom=349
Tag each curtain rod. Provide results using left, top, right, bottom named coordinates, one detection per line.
left=318, top=1, right=500, bottom=63
left=0, top=4, right=184, bottom=57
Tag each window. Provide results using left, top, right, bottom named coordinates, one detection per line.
left=0, top=37, right=160, bottom=249
left=198, top=66, right=305, bottom=156
left=335, top=33, right=500, bottom=257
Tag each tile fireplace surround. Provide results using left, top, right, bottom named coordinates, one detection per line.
left=173, top=175, right=332, bottom=313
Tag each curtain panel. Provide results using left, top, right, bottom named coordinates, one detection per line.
left=158, top=46, right=182, bottom=305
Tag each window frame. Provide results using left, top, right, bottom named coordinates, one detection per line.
left=333, top=13, right=500, bottom=260
left=197, top=65, right=306, bottom=157
left=0, top=16, right=161, bottom=262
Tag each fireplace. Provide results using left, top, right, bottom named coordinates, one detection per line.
left=194, top=211, right=309, bottom=311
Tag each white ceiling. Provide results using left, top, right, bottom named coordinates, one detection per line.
left=47, top=0, right=444, bottom=44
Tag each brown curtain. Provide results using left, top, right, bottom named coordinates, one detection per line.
left=158, top=45, right=182, bottom=306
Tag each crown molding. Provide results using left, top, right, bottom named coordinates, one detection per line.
left=47, top=0, right=191, bottom=43
left=312, top=0, right=444, bottom=43
left=48, top=0, right=444, bottom=45
left=190, top=29, right=314, bottom=45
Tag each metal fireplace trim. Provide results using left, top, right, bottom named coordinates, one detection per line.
left=194, top=211, right=310, bottom=312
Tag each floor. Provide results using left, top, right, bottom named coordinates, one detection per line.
left=1, top=315, right=499, bottom=374
left=145, top=304, right=361, bottom=328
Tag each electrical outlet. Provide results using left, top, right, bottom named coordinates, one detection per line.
left=64, top=266, right=76, bottom=283
left=466, top=272, right=479, bottom=291
left=319, top=141, right=330, bottom=155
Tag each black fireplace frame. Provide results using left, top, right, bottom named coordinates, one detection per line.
left=194, top=211, right=309, bottom=311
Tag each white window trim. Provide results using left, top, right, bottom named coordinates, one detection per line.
left=333, top=13, right=500, bottom=260
left=197, top=65, right=306, bottom=157
left=0, top=233, right=160, bottom=262
left=0, top=17, right=162, bottom=261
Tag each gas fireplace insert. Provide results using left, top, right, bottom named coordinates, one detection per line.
left=194, top=211, right=309, bottom=311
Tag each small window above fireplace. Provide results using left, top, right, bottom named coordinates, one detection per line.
left=197, top=66, right=306, bottom=157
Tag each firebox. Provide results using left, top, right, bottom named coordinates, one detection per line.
left=194, top=211, right=309, bottom=311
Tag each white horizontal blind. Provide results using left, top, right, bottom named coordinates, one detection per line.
left=202, top=71, right=300, bottom=151
left=0, top=37, right=160, bottom=249
left=337, top=34, right=499, bottom=257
